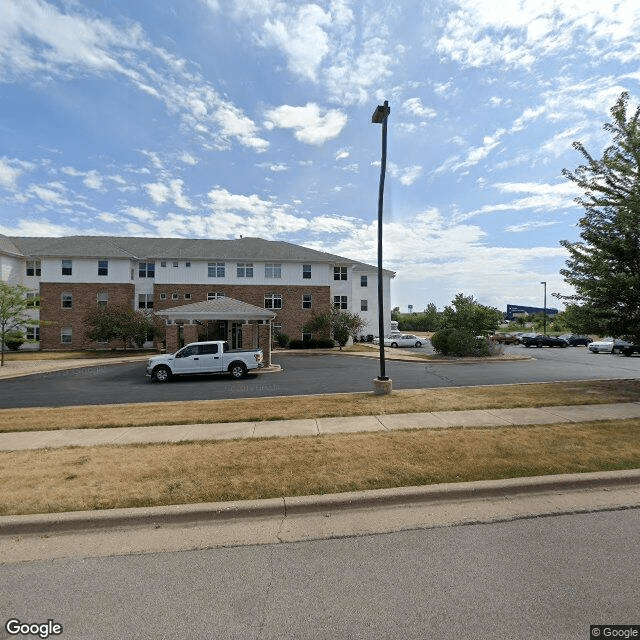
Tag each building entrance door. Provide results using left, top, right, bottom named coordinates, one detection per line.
left=231, top=322, right=243, bottom=349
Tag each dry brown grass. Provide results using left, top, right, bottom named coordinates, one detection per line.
left=2, top=419, right=639, bottom=516
left=2, top=379, right=639, bottom=433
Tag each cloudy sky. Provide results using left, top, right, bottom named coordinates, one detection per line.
left=1, top=0, right=638, bottom=312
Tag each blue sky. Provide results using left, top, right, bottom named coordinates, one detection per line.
left=1, top=0, right=639, bottom=312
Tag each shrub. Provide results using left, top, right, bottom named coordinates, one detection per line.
left=288, top=339, right=305, bottom=349
left=302, top=338, right=318, bottom=349
left=315, top=337, right=336, bottom=348
left=274, top=332, right=290, bottom=348
left=430, top=328, right=453, bottom=355
left=3, top=330, right=25, bottom=351
left=431, top=328, right=490, bottom=357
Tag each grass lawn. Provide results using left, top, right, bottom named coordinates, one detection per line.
left=1, top=379, right=639, bottom=433
left=1, top=419, right=639, bottom=516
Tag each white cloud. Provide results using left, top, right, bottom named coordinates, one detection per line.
left=436, top=1, right=640, bottom=70
left=83, top=170, right=104, bottom=190
left=402, top=98, right=437, bottom=119
left=0, top=158, right=25, bottom=190
left=265, top=103, right=347, bottom=145
left=262, top=4, right=331, bottom=81
left=505, top=220, right=560, bottom=233
left=145, top=179, right=194, bottom=210
left=0, top=0, right=268, bottom=152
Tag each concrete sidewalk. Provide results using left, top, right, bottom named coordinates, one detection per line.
left=2, top=401, right=640, bottom=451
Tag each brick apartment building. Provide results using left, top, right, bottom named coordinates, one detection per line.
left=0, top=235, right=395, bottom=354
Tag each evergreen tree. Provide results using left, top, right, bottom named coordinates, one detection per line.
left=559, top=91, right=640, bottom=343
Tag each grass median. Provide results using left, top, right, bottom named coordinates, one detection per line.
left=1, top=419, right=639, bottom=516
left=2, top=379, right=640, bottom=433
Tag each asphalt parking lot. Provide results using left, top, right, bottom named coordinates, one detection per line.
left=1, top=343, right=639, bottom=409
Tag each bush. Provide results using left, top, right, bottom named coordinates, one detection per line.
left=431, top=328, right=490, bottom=357
left=274, top=332, right=290, bottom=348
left=315, top=337, right=336, bottom=348
left=3, top=330, right=25, bottom=351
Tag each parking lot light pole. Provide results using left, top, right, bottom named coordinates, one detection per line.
left=541, top=281, right=547, bottom=335
left=372, top=100, right=392, bottom=394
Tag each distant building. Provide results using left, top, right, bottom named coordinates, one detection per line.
left=506, top=304, right=559, bottom=320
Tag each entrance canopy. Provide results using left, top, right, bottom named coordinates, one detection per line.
left=156, top=297, right=276, bottom=324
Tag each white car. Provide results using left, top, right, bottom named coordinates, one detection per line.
left=587, top=338, right=630, bottom=354
left=588, top=338, right=614, bottom=353
left=383, top=334, right=423, bottom=348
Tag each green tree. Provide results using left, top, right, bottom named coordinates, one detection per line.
left=0, top=282, right=40, bottom=366
left=439, top=293, right=502, bottom=336
left=559, top=91, right=640, bottom=344
left=303, top=309, right=367, bottom=350
left=83, top=304, right=160, bottom=350
left=431, top=294, right=502, bottom=357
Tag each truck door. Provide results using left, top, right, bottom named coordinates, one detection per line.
left=196, top=343, right=225, bottom=373
left=171, top=344, right=200, bottom=374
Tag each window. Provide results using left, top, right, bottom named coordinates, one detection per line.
left=333, top=295, right=347, bottom=310
left=61, top=292, right=73, bottom=309
left=302, top=294, right=312, bottom=309
left=172, top=293, right=179, bottom=300
left=198, top=343, right=219, bottom=355
left=334, top=266, right=347, bottom=281
left=302, top=332, right=312, bottom=341
left=184, top=293, right=191, bottom=300
left=26, top=292, right=39, bottom=308
left=98, top=260, right=108, bottom=276
left=265, top=263, right=281, bottom=278
left=173, top=261, right=179, bottom=268
left=208, top=262, right=225, bottom=278
left=26, top=327, right=40, bottom=341
left=361, top=275, right=368, bottom=287
left=186, top=261, right=191, bottom=268
left=62, top=260, right=72, bottom=276
left=361, top=299, right=368, bottom=311
left=159, top=292, right=167, bottom=301
left=97, top=293, right=109, bottom=308
left=303, top=264, right=312, bottom=279
left=26, top=260, right=41, bottom=276
left=160, top=261, right=167, bottom=267
left=237, top=263, right=254, bottom=278
left=207, top=292, right=225, bottom=300
left=138, top=294, right=153, bottom=309
left=264, top=293, right=282, bottom=309
left=138, top=262, right=155, bottom=278
left=61, top=327, right=72, bottom=344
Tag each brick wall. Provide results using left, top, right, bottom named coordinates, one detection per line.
left=153, top=284, right=331, bottom=340
left=39, top=283, right=135, bottom=350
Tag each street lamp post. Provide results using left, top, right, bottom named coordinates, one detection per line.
left=372, top=100, right=392, bottom=394
left=541, top=281, right=547, bottom=335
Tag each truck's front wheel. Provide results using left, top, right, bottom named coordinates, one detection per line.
left=229, top=362, right=247, bottom=379
left=153, top=365, right=171, bottom=383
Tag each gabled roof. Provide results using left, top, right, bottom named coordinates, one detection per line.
left=157, top=297, right=276, bottom=320
left=2, top=235, right=395, bottom=275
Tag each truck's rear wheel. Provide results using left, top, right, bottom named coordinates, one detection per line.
left=153, top=365, right=171, bottom=383
left=229, top=362, right=247, bottom=379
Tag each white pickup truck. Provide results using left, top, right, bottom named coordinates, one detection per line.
left=146, top=340, right=264, bottom=382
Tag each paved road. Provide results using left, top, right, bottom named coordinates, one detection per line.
left=2, top=509, right=638, bottom=639
left=1, top=346, right=639, bottom=408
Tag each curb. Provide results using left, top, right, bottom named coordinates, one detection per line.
left=2, top=469, right=639, bottom=537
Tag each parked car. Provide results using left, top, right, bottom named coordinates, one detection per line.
left=621, top=344, right=640, bottom=356
left=383, top=334, right=423, bottom=348
left=557, top=334, right=593, bottom=346
left=588, top=338, right=632, bottom=354
left=520, top=333, right=568, bottom=348
left=489, top=333, right=521, bottom=344
left=146, top=340, right=264, bottom=382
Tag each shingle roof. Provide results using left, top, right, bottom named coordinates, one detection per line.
left=2, top=235, right=394, bottom=274
left=158, top=297, right=276, bottom=319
